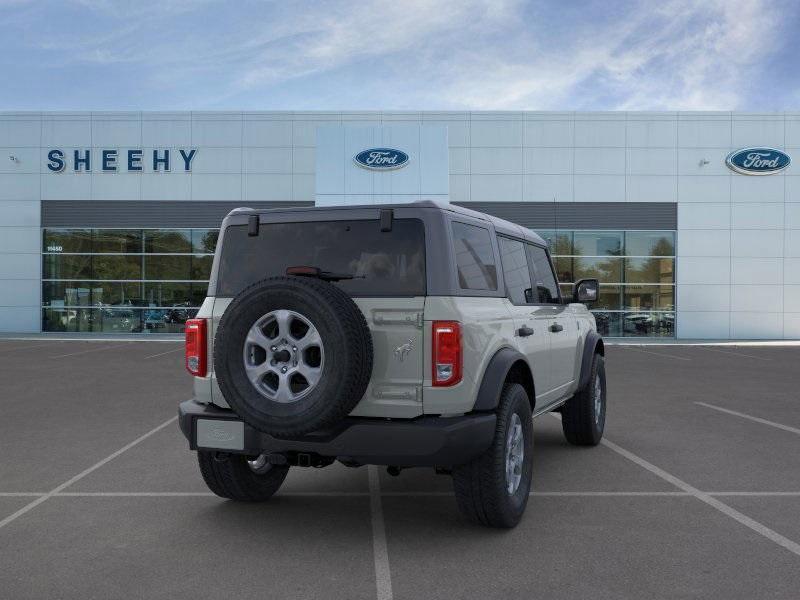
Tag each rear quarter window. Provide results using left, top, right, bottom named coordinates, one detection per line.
left=451, top=222, right=497, bottom=291
left=216, top=219, right=426, bottom=297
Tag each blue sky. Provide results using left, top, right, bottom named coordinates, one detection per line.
left=1, top=0, right=798, bottom=111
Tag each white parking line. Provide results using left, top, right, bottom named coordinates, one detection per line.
left=143, top=347, right=183, bottom=359
left=695, top=347, right=771, bottom=361
left=600, top=437, right=800, bottom=557
left=0, top=416, right=177, bottom=531
left=49, top=343, right=132, bottom=358
left=621, top=346, right=691, bottom=361
left=368, top=465, right=393, bottom=600
left=696, top=402, right=800, bottom=436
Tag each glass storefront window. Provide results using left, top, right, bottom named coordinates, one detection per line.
left=93, top=230, right=142, bottom=253
left=536, top=228, right=676, bottom=338
left=43, top=229, right=92, bottom=253
left=144, top=229, right=192, bottom=253
left=624, top=257, right=674, bottom=284
left=573, top=231, right=623, bottom=256
left=573, top=257, right=623, bottom=283
left=625, top=231, right=675, bottom=256
left=192, top=229, right=219, bottom=254
left=624, top=285, right=675, bottom=311
left=42, top=227, right=217, bottom=334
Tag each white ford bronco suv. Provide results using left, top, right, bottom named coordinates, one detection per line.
left=179, top=200, right=606, bottom=527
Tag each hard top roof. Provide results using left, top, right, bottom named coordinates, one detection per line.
left=228, top=200, right=546, bottom=246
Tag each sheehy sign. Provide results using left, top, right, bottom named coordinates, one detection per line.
left=46, top=148, right=197, bottom=172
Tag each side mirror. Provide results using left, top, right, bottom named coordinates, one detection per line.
left=524, top=288, right=534, bottom=303
left=573, top=278, right=599, bottom=304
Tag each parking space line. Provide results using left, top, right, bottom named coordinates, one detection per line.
left=143, top=347, right=183, bottom=359
left=49, top=343, right=133, bottom=358
left=695, top=347, right=771, bottom=361
left=621, top=347, right=691, bottom=361
left=696, top=402, right=800, bottom=436
left=599, top=436, right=800, bottom=557
left=368, top=465, right=393, bottom=600
left=0, top=416, right=177, bottom=531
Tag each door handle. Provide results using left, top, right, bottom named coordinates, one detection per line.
left=549, top=323, right=564, bottom=333
left=517, top=326, right=534, bottom=337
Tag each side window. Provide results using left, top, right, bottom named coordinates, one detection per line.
left=527, top=244, right=561, bottom=304
left=451, top=222, right=498, bottom=291
left=498, top=236, right=533, bottom=304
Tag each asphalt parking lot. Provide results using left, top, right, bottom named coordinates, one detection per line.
left=0, top=339, right=799, bottom=599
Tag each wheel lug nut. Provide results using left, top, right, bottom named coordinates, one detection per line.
left=292, top=346, right=297, bottom=351
left=270, top=346, right=277, bottom=352
left=281, top=366, right=288, bottom=373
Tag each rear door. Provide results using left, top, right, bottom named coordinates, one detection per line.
left=527, top=244, right=579, bottom=398
left=497, top=236, right=552, bottom=401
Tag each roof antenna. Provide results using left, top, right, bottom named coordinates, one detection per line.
left=379, top=208, right=394, bottom=232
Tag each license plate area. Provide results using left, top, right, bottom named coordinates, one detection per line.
left=196, top=418, right=245, bottom=450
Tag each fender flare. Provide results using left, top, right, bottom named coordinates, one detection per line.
left=577, top=331, right=604, bottom=391
left=472, top=347, right=532, bottom=412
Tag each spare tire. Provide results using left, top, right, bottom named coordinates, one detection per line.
left=214, top=276, right=373, bottom=437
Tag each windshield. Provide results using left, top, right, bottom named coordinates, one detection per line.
left=216, top=218, right=426, bottom=297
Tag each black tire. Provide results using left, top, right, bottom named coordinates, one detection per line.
left=561, top=353, right=606, bottom=446
left=214, top=276, right=373, bottom=438
left=197, top=451, right=289, bottom=501
left=452, top=383, right=533, bottom=528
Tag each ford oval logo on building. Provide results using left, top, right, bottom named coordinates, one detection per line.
left=726, top=147, right=790, bottom=175
left=354, top=148, right=409, bottom=170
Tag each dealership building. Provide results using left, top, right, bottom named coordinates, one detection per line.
left=0, top=110, right=798, bottom=339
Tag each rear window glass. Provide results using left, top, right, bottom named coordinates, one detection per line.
left=216, top=219, right=426, bottom=297
left=451, top=222, right=497, bottom=291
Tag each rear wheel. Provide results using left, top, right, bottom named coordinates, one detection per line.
left=561, top=353, right=606, bottom=445
left=198, top=451, right=289, bottom=501
left=452, top=383, right=533, bottom=528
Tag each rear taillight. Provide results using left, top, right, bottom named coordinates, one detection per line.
left=185, top=319, right=207, bottom=377
left=432, top=321, right=462, bottom=387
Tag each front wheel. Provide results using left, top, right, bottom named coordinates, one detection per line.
left=452, top=383, right=533, bottom=528
left=198, top=451, right=289, bottom=501
left=561, top=353, right=606, bottom=445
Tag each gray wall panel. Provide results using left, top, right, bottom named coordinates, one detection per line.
left=42, top=201, right=313, bottom=228
left=455, top=202, right=677, bottom=230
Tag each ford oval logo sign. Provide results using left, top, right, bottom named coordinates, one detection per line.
left=354, top=148, right=409, bottom=170
left=726, top=147, right=790, bottom=175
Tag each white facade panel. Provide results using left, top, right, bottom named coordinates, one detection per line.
left=730, top=175, right=785, bottom=203
left=626, top=119, right=677, bottom=148
left=574, top=148, right=625, bottom=175
left=731, top=203, right=784, bottom=229
left=41, top=119, right=91, bottom=147
left=732, top=119, right=785, bottom=149
left=243, top=174, right=292, bottom=201
left=0, top=307, right=39, bottom=333
left=730, top=311, right=783, bottom=339
left=731, top=258, right=782, bottom=285
left=141, top=174, right=191, bottom=201
left=677, top=230, right=730, bottom=257
left=91, top=173, right=141, bottom=200
left=731, top=285, right=782, bottom=312
left=677, top=284, right=730, bottom=312
left=523, top=174, right=572, bottom=202
left=0, top=227, right=43, bottom=253
left=573, top=175, right=625, bottom=203
left=0, top=173, right=39, bottom=200
left=574, top=120, right=626, bottom=147
left=192, top=174, right=242, bottom=200
left=142, top=119, right=191, bottom=147
left=470, top=120, right=522, bottom=147
left=471, top=147, right=522, bottom=175
left=676, top=311, right=729, bottom=338
left=523, top=147, right=573, bottom=175
left=626, top=176, right=677, bottom=203
left=627, top=148, right=676, bottom=175
left=471, top=174, right=522, bottom=202
left=91, top=120, right=142, bottom=147
left=677, top=176, right=730, bottom=203
left=0, top=119, right=41, bottom=147
left=0, top=279, right=39, bottom=307
left=731, top=230, right=784, bottom=257
left=677, top=119, right=732, bottom=148
left=677, top=257, right=730, bottom=285
left=523, top=120, right=574, bottom=147
left=678, top=203, right=730, bottom=229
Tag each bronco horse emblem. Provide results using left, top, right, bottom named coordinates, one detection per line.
left=394, top=338, right=414, bottom=362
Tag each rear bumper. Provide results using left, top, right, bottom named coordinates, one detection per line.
left=178, top=399, right=496, bottom=467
